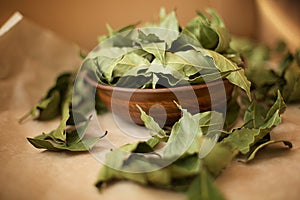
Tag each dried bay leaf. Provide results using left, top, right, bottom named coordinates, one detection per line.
left=246, top=140, right=292, bottom=162
left=186, top=169, right=226, bottom=200
left=203, top=49, right=251, bottom=99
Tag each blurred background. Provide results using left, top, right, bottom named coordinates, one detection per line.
left=0, top=0, right=299, bottom=50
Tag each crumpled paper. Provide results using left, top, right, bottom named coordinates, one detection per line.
left=0, top=12, right=300, bottom=200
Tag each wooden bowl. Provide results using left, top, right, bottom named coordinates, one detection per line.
left=85, top=76, right=234, bottom=126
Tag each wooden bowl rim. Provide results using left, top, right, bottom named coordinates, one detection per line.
left=84, top=73, right=231, bottom=94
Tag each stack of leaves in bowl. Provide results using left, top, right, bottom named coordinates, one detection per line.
left=81, top=8, right=251, bottom=126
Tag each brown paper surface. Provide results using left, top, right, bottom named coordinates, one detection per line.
left=0, top=13, right=300, bottom=200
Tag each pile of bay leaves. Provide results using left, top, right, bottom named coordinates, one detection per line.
left=23, top=8, right=300, bottom=200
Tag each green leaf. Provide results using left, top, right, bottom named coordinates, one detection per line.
left=282, top=61, right=300, bottom=102
left=173, top=50, right=216, bottom=72
left=164, top=50, right=216, bottom=81
left=27, top=137, right=64, bottom=151
left=113, top=52, right=150, bottom=78
left=25, top=70, right=107, bottom=152
left=188, top=69, right=237, bottom=84
left=213, top=26, right=230, bottom=53
left=50, top=83, right=72, bottom=142
left=170, top=155, right=202, bottom=178
left=19, top=73, right=72, bottom=123
left=206, top=9, right=230, bottom=52
left=140, top=42, right=166, bottom=64
left=66, top=117, right=91, bottom=145
left=205, top=9, right=225, bottom=27
left=224, top=89, right=240, bottom=130
left=27, top=135, right=102, bottom=152
left=243, top=101, right=266, bottom=129
left=223, top=91, right=286, bottom=154
left=145, top=59, right=186, bottom=87
left=19, top=90, right=60, bottom=123
left=246, top=140, right=292, bottom=162
left=265, top=90, right=286, bottom=119
left=203, top=142, right=237, bottom=176
left=180, top=111, right=224, bottom=158
left=146, top=137, right=161, bottom=148
left=66, top=136, right=103, bottom=151
left=106, top=24, right=136, bottom=47
left=138, top=30, right=162, bottom=43
left=185, top=14, right=220, bottom=50
left=94, top=56, right=122, bottom=83
left=96, top=148, right=202, bottom=191
left=159, top=9, right=179, bottom=32
left=66, top=110, right=88, bottom=125
left=198, top=24, right=219, bottom=50
left=184, top=9, right=230, bottom=53
left=37, top=90, right=61, bottom=120
left=163, top=104, right=200, bottom=158
left=223, top=128, right=261, bottom=154
left=137, top=105, right=167, bottom=138
left=120, top=141, right=154, bottom=153
left=169, top=32, right=202, bottom=52
left=203, top=49, right=251, bottom=99
left=186, top=169, right=226, bottom=200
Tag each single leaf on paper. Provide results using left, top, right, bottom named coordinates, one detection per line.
left=19, top=73, right=72, bottom=122
left=246, top=140, right=292, bottom=162
left=26, top=71, right=106, bottom=152
left=27, top=113, right=104, bottom=152
left=27, top=135, right=102, bottom=152
left=223, top=91, right=287, bottom=155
